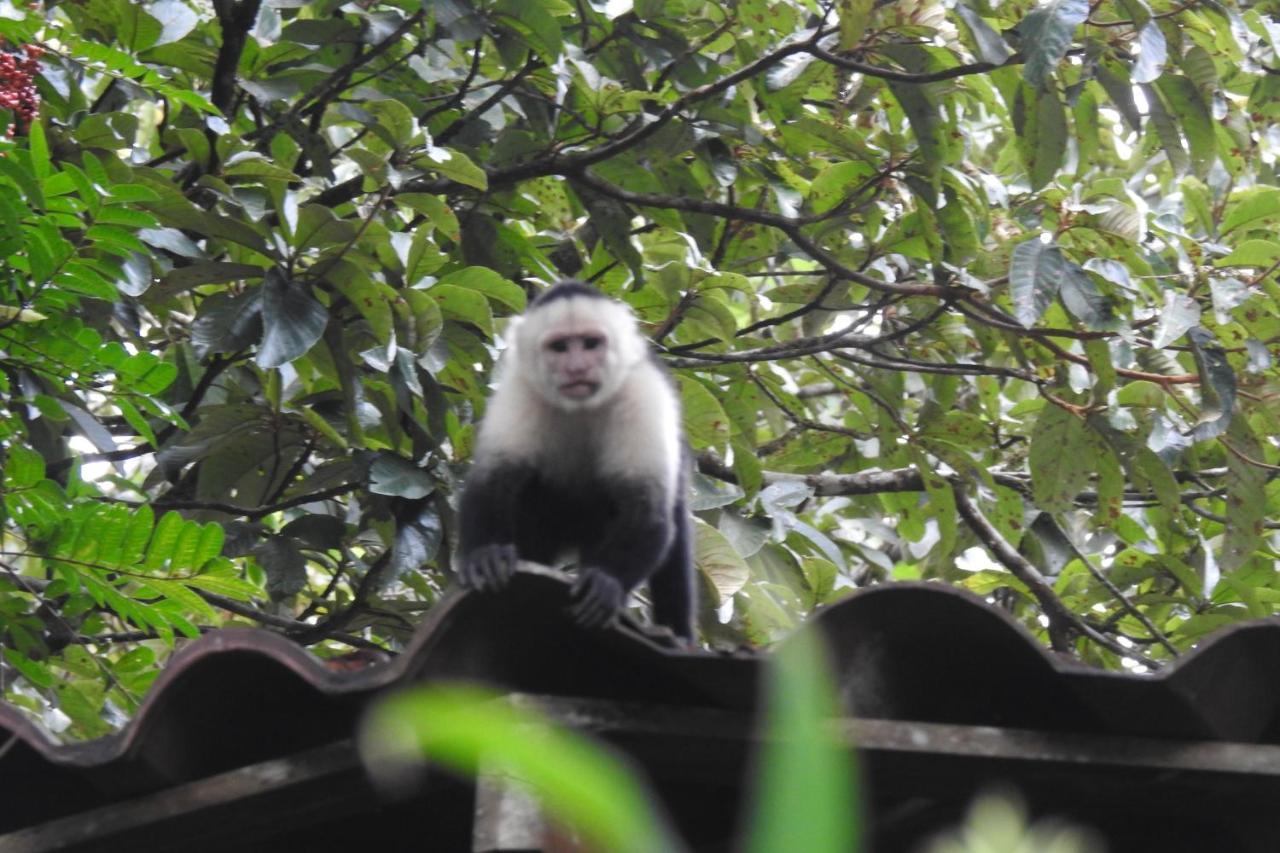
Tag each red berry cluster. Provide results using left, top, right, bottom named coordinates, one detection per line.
left=0, top=44, right=41, bottom=138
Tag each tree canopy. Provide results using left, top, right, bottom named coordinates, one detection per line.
left=2, top=0, right=1279, bottom=738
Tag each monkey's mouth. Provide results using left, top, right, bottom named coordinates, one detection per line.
left=560, top=381, right=599, bottom=399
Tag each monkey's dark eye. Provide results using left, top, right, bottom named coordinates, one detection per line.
left=548, top=339, right=569, bottom=353
left=582, top=336, right=603, bottom=350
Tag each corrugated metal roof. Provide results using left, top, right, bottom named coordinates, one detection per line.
left=3, top=575, right=1280, bottom=850
left=812, top=582, right=1280, bottom=743
left=0, top=571, right=754, bottom=832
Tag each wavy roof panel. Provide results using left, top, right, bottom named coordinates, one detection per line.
left=3, top=577, right=1280, bottom=848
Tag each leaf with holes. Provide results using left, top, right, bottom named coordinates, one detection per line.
left=1029, top=405, right=1091, bottom=514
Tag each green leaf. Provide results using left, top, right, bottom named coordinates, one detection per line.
left=75, top=113, right=140, bottom=150
left=1155, top=76, right=1214, bottom=177
left=1221, top=187, right=1280, bottom=235
left=253, top=537, right=308, bottom=599
left=95, top=206, right=158, bottom=229
left=365, top=99, right=421, bottom=149
left=1029, top=405, right=1091, bottom=514
left=493, top=0, right=564, bottom=62
left=1059, top=264, right=1117, bottom=329
left=427, top=283, right=493, bottom=334
left=369, top=452, right=434, bottom=499
left=574, top=186, right=644, bottom=281
left=184, top=573, right=261, bottom=601
left=1131, top=22, right=1167, bottom=84
left=956, top=5, right=1015, bottom=65
left=1214, top=239, right=1280, bottom=268
left=914, top=449, right=957, bottom=555
left=4, top=648, right=54, bottom=688
left=693, top=519, right=750, bottom=604
left=390, top=504, right=442, bottom=581
left=224, top=157, right=300, bottom=183
left=93, top=505, right=131, bottom=568
left=26, top=119, right=49, bottom=180
left=291, top=204, right=357, bottom=251
left=838, top=0, right=874, bottom=50
left=879, top=45, right=956, bottom=173
left=397, top=193, right=461, bottom=242
left=1143, top=82, right=1189, bottom=175
left=1131, top=448, right=1180, bottom=515
left=745, top=628, right=861, bottom=853
left=421, top=148, right=488, bottom=190
left=361, top=686, right=677, bottom=853
left=107, top=184, right=162, bottom=204
left=172, top=519, right=224, bottom=571
left=1221, top=419, right=1266, bottom=572
left=1186, top=326, right=1235, bottom=441
left=1089, top=431, right=1123, bottom=528
left=86, top=224, right=149, bottom=256
left=121, top=505, right=155, bottom=567
left=1012, top=82, right=1067, bottom=190
left=141, top=577, right=219, bottom=622
left=1150, top=291, right=1200, bottom=348
left=145, top=511, right=186, bottom=570
left=156, top=262, right=265, bottom=296
left=4, top=444, right=44, bottom=488
left=148, top=0, right=199, bottom=46
left=1009, top=237, right=1065, bottom=326
left=325, top=260, right=394, bottom=344
left=0, top=149, right=43, bottom=205
left=257, top=269, right=329, bottom=368
left=809, top=162, right=876, bottom=215
left=1019, top=0, right=1089, bottom=90
left=677, top=377, right=732, bottom=448
left=437, top=267, right=527, bottom=312
left=116, top=3, right=162, bottom=52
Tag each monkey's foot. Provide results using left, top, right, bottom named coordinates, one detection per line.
left=457, top=544, right=519, bottom=592
left=569, top=569, right=624, bottom=628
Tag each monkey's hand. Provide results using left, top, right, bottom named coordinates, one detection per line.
left=569, top=569, right=625, bottom=629
left=457, top=544, right=519, bottom=592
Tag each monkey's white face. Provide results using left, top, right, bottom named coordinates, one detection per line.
left=540, top=327, right=609, bottom=402
left=514, top=296, right=644, bottom=411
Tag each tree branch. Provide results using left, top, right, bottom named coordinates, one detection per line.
left=1052, top=518, right=1180, bottom=657
left=952, top=484, right=1160, bottom=665
left=695, top=452, right=1028, bottom=496
left=144, top=482, right=361, bottom=520
left=246, top=9, right=427, bottom=142
left=195, top=589, right=387, bottom=651
left=436, top=55, right=539, bottom=145
left=210, top=0, right=264, bottom=115
left=809, top=45, right=1019, bottom=83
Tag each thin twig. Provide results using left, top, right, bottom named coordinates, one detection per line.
left=952, top=484, right=1161, bottom=666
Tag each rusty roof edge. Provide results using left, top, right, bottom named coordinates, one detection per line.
left=805, top=581, right=1089, bottom=666
left=0, top=568, right=717, bottom=766
left=806, top=581, right=1280, bottom=686
left=6, top=575, right=1280, bottom=767
left=0, top=628, right=365, bottom=767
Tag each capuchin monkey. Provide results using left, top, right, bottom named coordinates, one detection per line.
left=456, top=280, right=696, bottom=642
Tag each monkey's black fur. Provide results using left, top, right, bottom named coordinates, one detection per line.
left=458, top=461, right=695, bottom=640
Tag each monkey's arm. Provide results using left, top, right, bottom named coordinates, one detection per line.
left=572, top=482, right=676, bottom=627
left=456, top=462, right=530, bottom=591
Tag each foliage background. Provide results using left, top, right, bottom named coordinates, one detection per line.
left=2, top=0, right=1279, bottom=738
